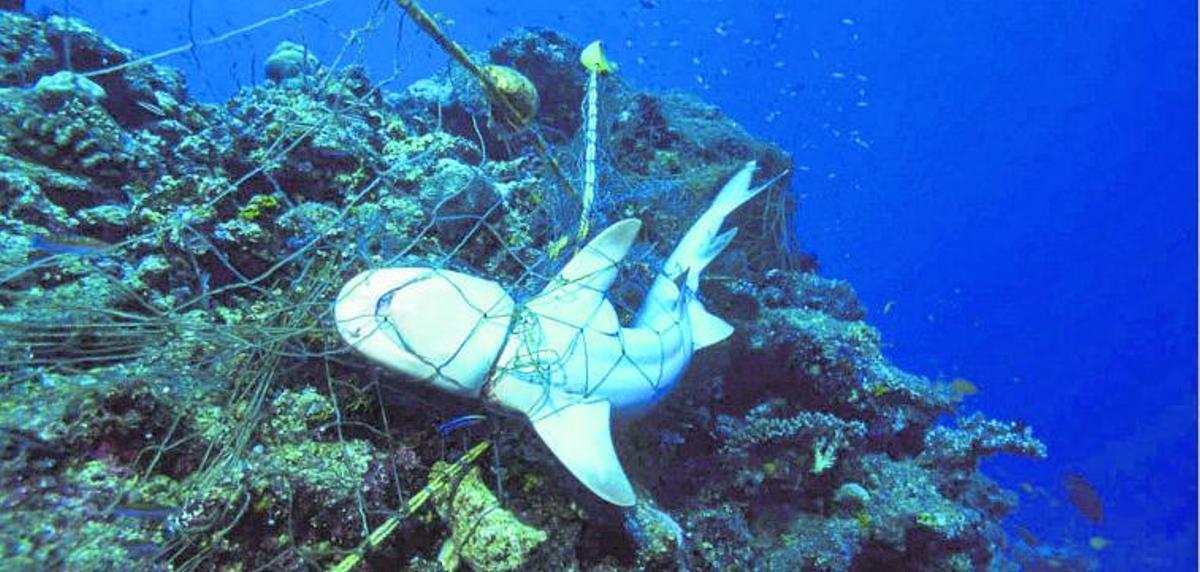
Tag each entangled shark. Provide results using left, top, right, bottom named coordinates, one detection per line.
left=334, top=161, right=770, bottom=506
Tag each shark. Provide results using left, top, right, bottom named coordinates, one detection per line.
left=333, top=161, right=770, bottom=507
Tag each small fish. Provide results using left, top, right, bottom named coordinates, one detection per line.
left=285, top=236, right=314, bottom=250
left=1013, top=524, right=1039, bottom=547
left=1088, top=536, right=1109, bottom=551
left=1063, top=472, right=1104, bottom=524
left=881, top=300, right=895, bottom=315
left=436, top=414, right=487, bottom=436
left=135, top=100, right=167, bottom=117
left=111, top=502, right=178, bottom=522
left=30, top=234, right=112, bottom=256
left=948, top=377, right=979, bottom=398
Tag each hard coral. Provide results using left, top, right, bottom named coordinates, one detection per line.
left=9, top=92, right=137, bottom=187
left=264, top=41, right=321, bottom=85
left=921, top=412, right=1048, bottom=470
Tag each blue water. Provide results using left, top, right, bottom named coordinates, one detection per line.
left=39, top=0, right=1196, bottom=567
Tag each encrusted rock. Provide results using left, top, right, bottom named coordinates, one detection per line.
left=264, top=41, right=321, bottom=84
left=432, top=462, right=547, bottom=572
left=33, top=70, right=105, bottom=103
left=833, top=482, right=872, bottom=509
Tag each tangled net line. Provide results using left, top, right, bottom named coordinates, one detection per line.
left=0, top=0, right=709, bottom=568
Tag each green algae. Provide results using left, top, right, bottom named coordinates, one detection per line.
left=254, top=439, right=374, bottom=499
left=431, top=462, right=546, bottom=572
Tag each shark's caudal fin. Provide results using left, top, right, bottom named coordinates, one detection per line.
left=685, top=227, right=737, bottom=292
left=662, top=161, right=765, bottom=280
left=637, top=161, right=774, bottom=349
left=704, top=162, right=762, bottom=224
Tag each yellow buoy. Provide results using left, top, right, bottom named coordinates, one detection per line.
left=482, top=64, right=539, bottom=131
left=580, top=40, right=616, bottom=74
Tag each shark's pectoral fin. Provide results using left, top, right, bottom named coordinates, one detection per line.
left=528, top=395, right=637, bottom=507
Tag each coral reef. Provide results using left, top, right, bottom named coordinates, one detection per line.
left=0, top=12, right=1047, bottom=572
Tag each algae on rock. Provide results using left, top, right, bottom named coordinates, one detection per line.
left=431, top=461, right=547, bottom=572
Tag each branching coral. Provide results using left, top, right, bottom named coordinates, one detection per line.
left=920, top=412, right=1048, bottom=470
left=717, top=400, right=866, bottom=458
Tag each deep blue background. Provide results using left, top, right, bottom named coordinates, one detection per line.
left=33, top=0, right=1197, bottom=568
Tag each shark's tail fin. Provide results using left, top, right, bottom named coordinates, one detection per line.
left=678, top=161, right=768, bottom=349
left=635, top=161, right=776, bottom=344
left=706, top=160, right=763, bottom=222
left=663, top=161, right=766, bottom=280
left=685, top=227, right=737, bottom=292
left=682, top=227, right=738, bottom=349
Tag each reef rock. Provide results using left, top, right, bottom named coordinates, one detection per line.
left=264, top=41, right=321, bottom=85
left=0, top=14, right=1046, bottom=572
left=431, top=462, right=547, bottom=572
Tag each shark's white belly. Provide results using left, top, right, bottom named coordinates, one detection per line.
left=560, top=317, right=693, bottom=415
left=490, top=301, right=694, bottom=416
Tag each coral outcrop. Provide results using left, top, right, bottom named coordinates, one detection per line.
left=431, top=461, right=547, bottom=572
left=0, top=12, right=1045, bottom=572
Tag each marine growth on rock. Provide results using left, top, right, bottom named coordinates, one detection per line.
left=0, top=8, right=1046, bottom=572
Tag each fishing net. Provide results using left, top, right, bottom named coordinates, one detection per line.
left=0, top=1, right=795, bottom=569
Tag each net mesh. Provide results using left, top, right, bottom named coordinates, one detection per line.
left=0, top=1, right=793, bottom=568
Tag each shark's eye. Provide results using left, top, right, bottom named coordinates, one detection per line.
left=375, top=289, right=407, bottom=348
left=375, top=289, right=396, bottom=319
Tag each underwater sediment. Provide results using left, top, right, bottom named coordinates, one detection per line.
left=0, top=9, right=1046, bottom=571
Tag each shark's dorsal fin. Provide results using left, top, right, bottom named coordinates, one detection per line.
left=548, top=218, right=641, bottom=295
left=526, top=389, right=637, bottom=507
left=526, top=219, right=641, bottom=333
